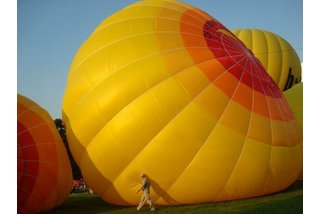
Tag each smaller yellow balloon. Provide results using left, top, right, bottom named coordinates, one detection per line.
left=284, top=82, right=303, bottom=179
left=232, top=29, right=301, bottom=91
left=283, top=82, right=303, bottom=132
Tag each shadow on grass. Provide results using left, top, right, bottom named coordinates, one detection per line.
left=45, top=180, right=302, bottom=214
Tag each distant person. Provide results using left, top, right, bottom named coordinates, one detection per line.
left=136, top=173, right=155, bottom=211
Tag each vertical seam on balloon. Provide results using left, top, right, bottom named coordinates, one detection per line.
left=248, top=29, right=253, bottom=50
left=261, top=31, right=269, bottom=77
left=254, top=62, right=291, bottom=143
left=261, top=31, right=271, bottom=83
left=277, top=99, right=298, bottom=139
left=164, top=56, right=251, bottom=199
left=253, top=55, right=295, bottom=184
left=252, top=55, right=294, bottom=190
left=273, top=36, right=284, bottom=90
left=221, top=30, right=286, bottom=192
left=212, top=55, right=254, bottom=201
left=283, top=85, right=302, bottom=135
left=239, top=29, right=250, bottom=50
left=248, top=54, right=274, bottom=196
left=98, top=54, right=249, bottom=201
left=279, top=106, right=299, bottom=144
left=275, top=85, right=295, bottom=120
left=154, top=3, right=172, bottom=80
left=267, top=88, right=289, bottom=146
left=281, top=94, right=296, bottom=119
left=212, top=29, right=282, bottom=197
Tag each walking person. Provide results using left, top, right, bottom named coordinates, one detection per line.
left=136, top=173, right=155, bottom=211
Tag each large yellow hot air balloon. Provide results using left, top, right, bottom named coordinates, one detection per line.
left=231, top=29, right=301, bottom=91
left=18, top=94, right=72, bottom=213
left=62, top=0, right=302, bottom=205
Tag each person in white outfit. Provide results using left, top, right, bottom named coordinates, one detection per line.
left=136, top=173, right=155, bottom=211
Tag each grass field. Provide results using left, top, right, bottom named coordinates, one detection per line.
left=45, top=180, right=302, bottom=214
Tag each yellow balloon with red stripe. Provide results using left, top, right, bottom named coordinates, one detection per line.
left=18, top=94, right=72, bottom=213
left=231, top=29, right=302, bottom=91
left=62, top=0, right=302, bottom=205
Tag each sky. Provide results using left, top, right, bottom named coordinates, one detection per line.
left=17, top=0, right=303, bottom=119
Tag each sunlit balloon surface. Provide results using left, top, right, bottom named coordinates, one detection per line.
left=62, top=0, right=302, bottom=205
left=18, top=94, right=72, bottom=213
left=283, top=83, right=302, bottom=132
left=283, top=83, right=303, bottom=178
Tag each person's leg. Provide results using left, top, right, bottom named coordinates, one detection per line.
left=146, top=199, right=155, bottom=211
left=136, top=195, right=145, bottom=211
left=145, top=192, right=155, bottom=211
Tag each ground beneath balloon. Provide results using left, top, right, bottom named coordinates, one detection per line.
left=45, top=180, right=302, bottom=214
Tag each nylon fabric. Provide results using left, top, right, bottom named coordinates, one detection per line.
left=62, top=0, right=302, bottom=205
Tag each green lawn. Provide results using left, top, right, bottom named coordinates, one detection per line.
left=45, top=180, right=302, bottom=214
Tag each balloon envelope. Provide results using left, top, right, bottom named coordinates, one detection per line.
left=232, top=29, right=301, bottom=91
left=62, top=0, right=302, bottom=205
left=18, top=94, right=72, bottom=213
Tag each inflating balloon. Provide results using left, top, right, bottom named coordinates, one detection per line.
left=232, top=29, right=301, bottom=91
left=18, top=94, right=72, bottom=213
left=62, top=0, right=302, bottom=205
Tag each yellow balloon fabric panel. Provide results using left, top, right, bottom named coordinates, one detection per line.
left=232, top=29, right=301, bottom=91
left=283, top=83, right=303, bottom=134
left=18, top=94, right=72, bottom=213
left=283, top=82, right=303, bottom=178
left=62, top=0, right=302, bottom=205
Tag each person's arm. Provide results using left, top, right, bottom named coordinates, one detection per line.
left=137, top=178, right=147, bottom=192
left=137, top=186, right=143, bottom=192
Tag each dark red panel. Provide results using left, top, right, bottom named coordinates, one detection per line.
left=17, top=121, right=39, bottom=208
left=202, top=19, right=282, bottom=98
